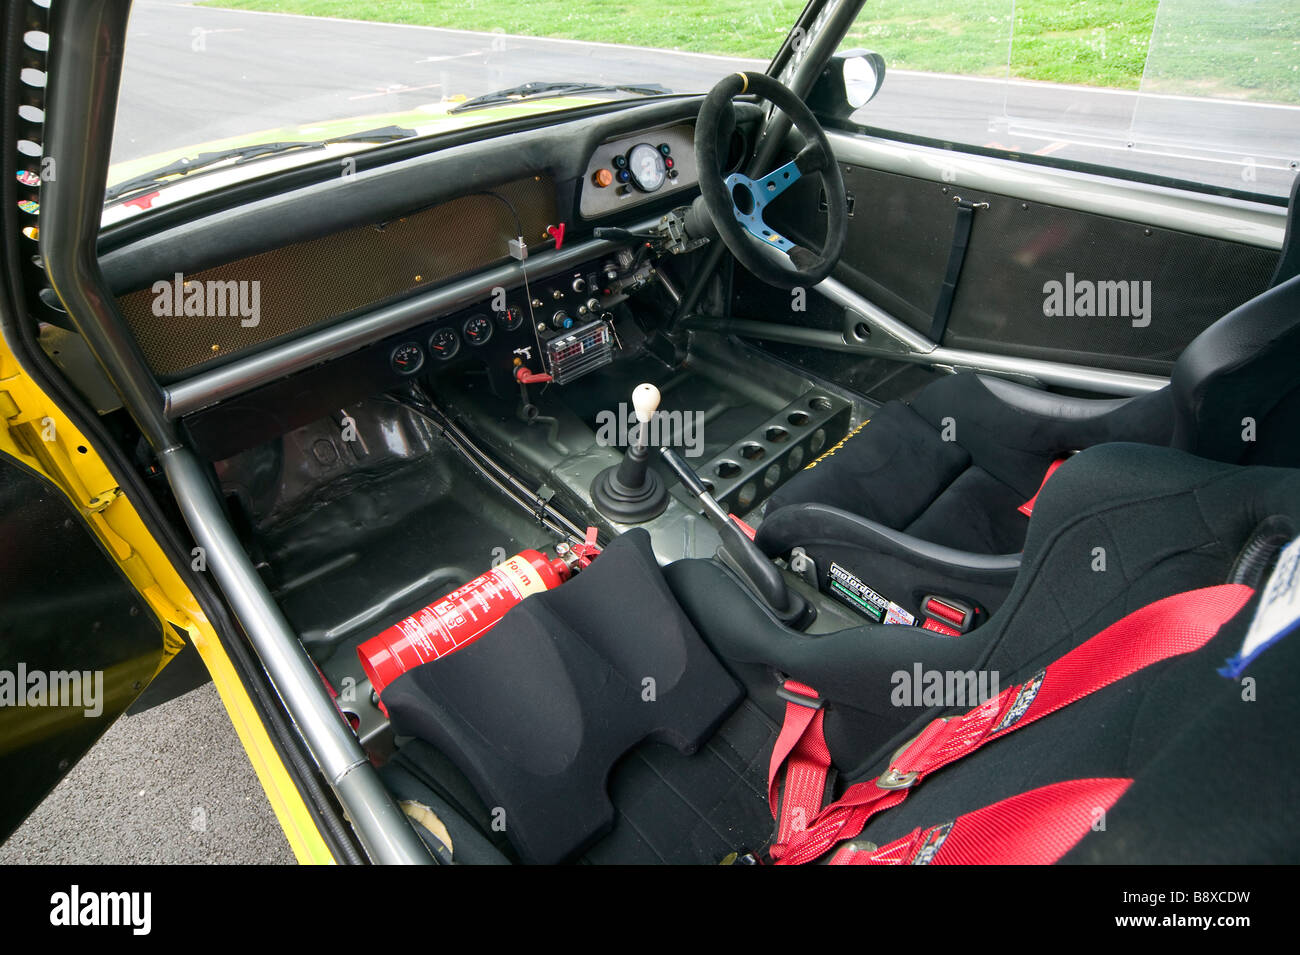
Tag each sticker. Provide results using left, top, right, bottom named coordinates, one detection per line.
left=910, top=820, right=954, bottom=865
left=1220, top=536, right=1300, bottom=678
left=18, top=199, right=39, bottom=214
left=21, top=226, right=38, bottom=241
left=884, top=603, right=917, bottom=626
left=828, top=562, right=915, bottom=625
left=991, top=669, right=1045, bottom=733
left=494, top=554, right=551, bottom=601
left=16, top=170, right=40, bottom=186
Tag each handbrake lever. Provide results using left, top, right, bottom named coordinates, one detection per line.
left=659, top=447, right=814, bottom=629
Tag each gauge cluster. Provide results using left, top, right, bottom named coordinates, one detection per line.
left=383, top=296, right=532, bottom=390
left=579, top=123, right=697, bottom=219
left=374, top=249, right=651, bottom=396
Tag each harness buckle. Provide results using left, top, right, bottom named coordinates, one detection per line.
left=876, top=718, right=950, bottom=790
left=840, top=838, right=878, bottom=854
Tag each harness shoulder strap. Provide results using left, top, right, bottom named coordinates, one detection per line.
left=829, top=777, right=1132, bottom=865
left=769, top=583, right=1254, bottom=865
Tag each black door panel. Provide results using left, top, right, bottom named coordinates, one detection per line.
left=770, top=163, right=1279, bottom=376
left=0, top=454, right=162, bottom=840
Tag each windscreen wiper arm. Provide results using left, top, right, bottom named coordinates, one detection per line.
left=449, top=81, right=671, bottom=114
left=104, top=125, right=418, bottom=203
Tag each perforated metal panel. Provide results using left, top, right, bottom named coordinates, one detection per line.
left=115, top=176, right=556, bottom=378
left=772, top=164, right=1279, bottom=375
left=945, top=188, right=1277, bottom=371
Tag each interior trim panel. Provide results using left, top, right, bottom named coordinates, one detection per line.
left=118, top=176, right=559, bottom=378
left=824, top=129, right=1286, bottom=249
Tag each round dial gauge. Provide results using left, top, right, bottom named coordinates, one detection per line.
left=428, top=326, right=461, bottom=360
left=463, top=314, right=494, bottom=346
left=496, top=304, right=524, bottom=331
left=626, top=143, right=667, bottom=192
left=390, top=341, right=424, bottom=376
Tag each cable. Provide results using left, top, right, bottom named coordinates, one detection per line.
left=467, top=190, right=548, bottom=376
left=467, top=189, right=524, bottom=236
left=385, top=386, right=597, bottom=546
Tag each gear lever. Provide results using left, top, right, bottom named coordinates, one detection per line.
left=659, top=447, right=813, bottom=628
left=590, top=383, right=669, bottom=523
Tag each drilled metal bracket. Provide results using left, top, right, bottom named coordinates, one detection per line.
left=671, top=390, right=852, bottom=517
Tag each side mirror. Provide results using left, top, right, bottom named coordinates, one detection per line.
left=807, top=50, right=887, bottom=120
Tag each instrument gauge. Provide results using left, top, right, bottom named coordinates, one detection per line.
left=626, top=142, right=667, bottom=192
left=428, top=326, right=461, bottom=360
left=496, top=304, right=525, bottom=331
left=463, top=314, right=494, bottom=346
left=390, top=341, right=425, bottom=376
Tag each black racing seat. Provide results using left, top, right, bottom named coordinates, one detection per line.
left=760, top=179, right=1300, bottom=558
left=667, top=443, right=1300, bottom=862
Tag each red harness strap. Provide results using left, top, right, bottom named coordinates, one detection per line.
left=767, top=583, right=1253, bottom=864
left=768, top=680, right=831, bottom=848
left=1018, top=456, right=1069, bottom=517
left=829, top=777, right=1133, bottom=865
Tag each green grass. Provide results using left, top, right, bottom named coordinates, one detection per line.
left=201, top=0, right=808, bottom=59
left=200, top=0, right=1300, bottom=101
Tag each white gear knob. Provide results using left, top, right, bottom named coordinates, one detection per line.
left=632, top=383, right=661, bottom=424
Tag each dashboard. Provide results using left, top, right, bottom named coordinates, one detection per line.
left=89, top=97, right=764, bottom=461
left=180, top=246, right=656, bottom=460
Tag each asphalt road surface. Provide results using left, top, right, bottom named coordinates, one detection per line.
left=9, top=0, right=1295, bottom=868
left=0, top=682, right=294, bottom=864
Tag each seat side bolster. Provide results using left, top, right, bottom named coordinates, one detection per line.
left=756, top=502, right=1022, bottom=579
left=975, top=375, right=1138, bottom=421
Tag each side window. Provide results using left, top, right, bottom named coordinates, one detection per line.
left=841, top=0, right=1299, bottom=199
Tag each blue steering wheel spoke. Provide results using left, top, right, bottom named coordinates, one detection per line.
left=756, top=222, right=794, bottom=252
left=724, top=157, right=803, bottom=257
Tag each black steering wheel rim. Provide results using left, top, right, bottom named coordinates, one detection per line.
left=694, top=71, right=848, bottom=290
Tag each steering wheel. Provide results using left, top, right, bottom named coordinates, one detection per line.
left=694, top=71, right=847, bottom=290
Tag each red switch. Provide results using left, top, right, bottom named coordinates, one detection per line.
left=546, top=223, right=565, bottom=250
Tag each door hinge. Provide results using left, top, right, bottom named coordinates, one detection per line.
left=87, top=486, right=121, bottom=512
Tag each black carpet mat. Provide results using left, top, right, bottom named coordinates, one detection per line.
left=581, top=698, right=778, bottom=865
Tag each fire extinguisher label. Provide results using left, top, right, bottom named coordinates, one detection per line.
left=496, top=555, right=551, bottom=601
left=386, top=556, right=550, bottom=667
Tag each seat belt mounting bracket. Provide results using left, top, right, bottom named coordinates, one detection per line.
left=776, top=680, right=824, bottom=710
left=920, top=594, right=978, bottom=634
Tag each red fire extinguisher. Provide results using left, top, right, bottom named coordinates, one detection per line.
left=358, top=549, right=573, bottom=713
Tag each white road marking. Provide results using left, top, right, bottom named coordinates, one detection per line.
left=416, top=50, right=487, bottom=64
left=347, top=82, right=443, bottom=101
